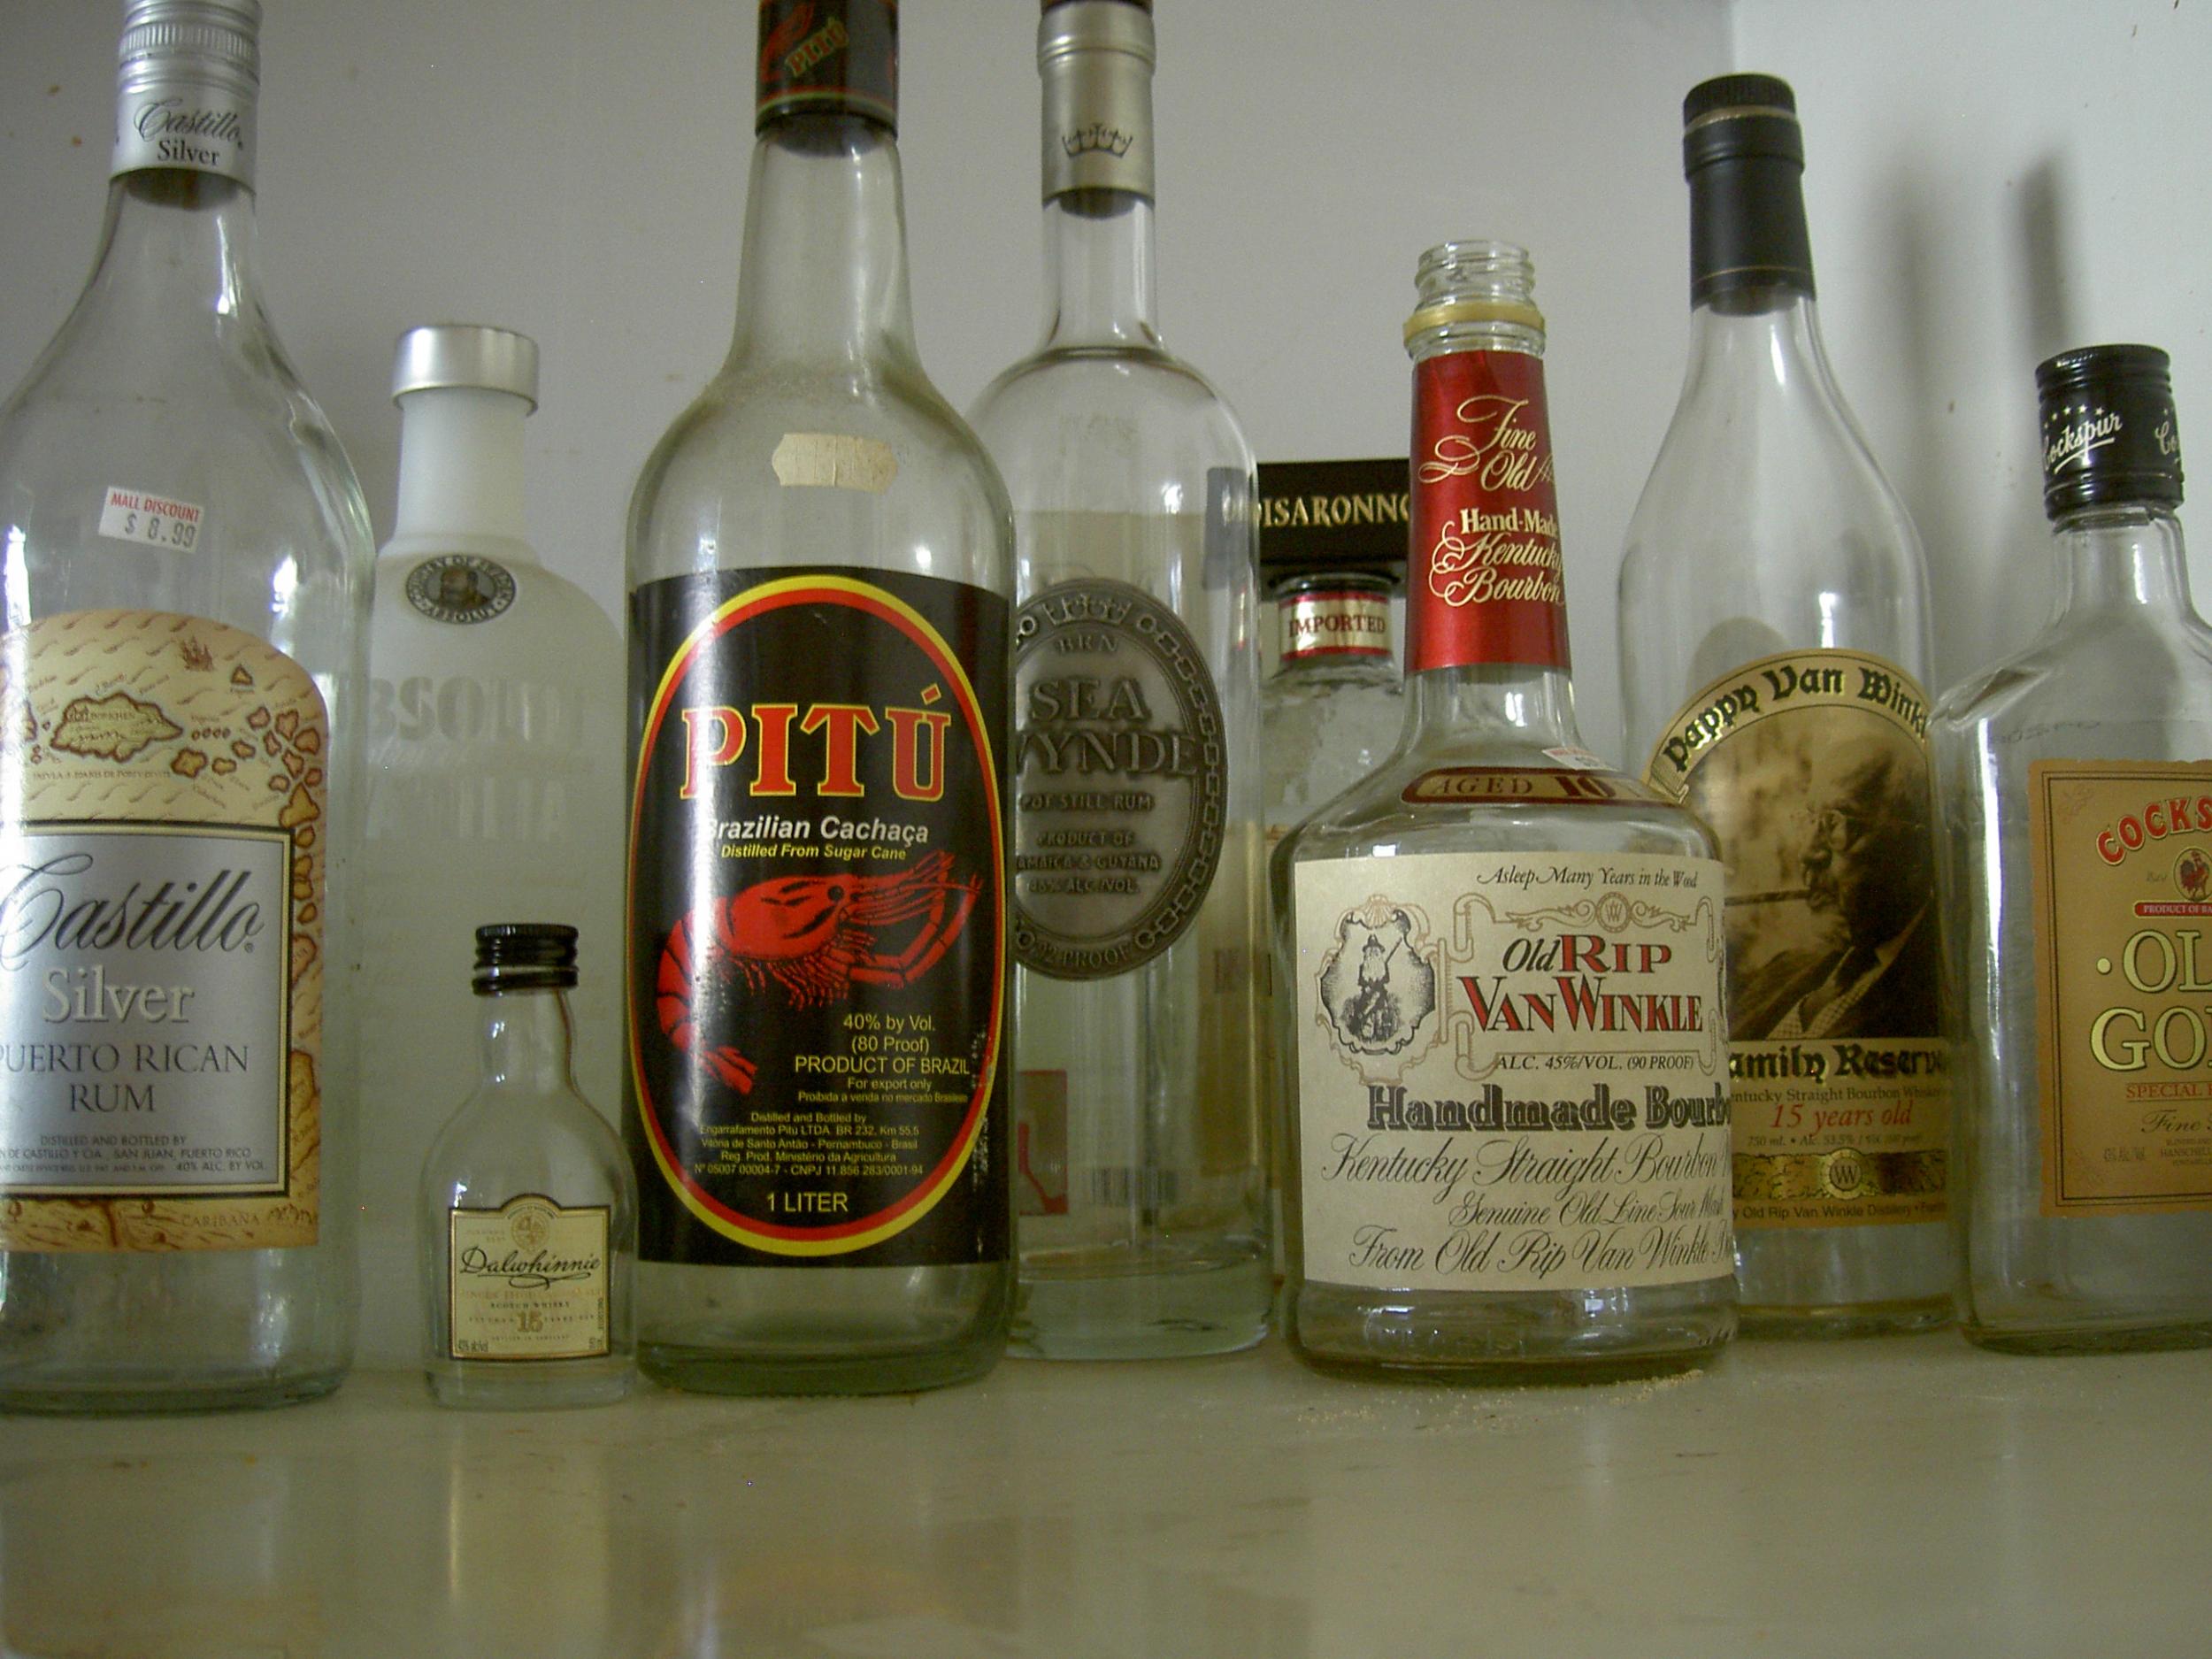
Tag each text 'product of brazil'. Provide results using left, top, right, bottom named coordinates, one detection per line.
left=0, top=0, right=370, bottom=1414
left=1933, top=345, right=2212, bottom=1353
left=364, top=325, right=625, bottom=1368
left=1275, top=242, right=1736, bottom=1378
left=969, top=0, right=1269, bottom=1359
left=1617, top=75, right=1949, bottom=1336
left=624, top=0, right=1013, bottom=1396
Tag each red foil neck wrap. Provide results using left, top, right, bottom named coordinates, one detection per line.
left=1279, top=589, right=1392, bottom=662
left=757, top=0, right=899, bottom=131
left=1406, top=348, right=1571, bottom=673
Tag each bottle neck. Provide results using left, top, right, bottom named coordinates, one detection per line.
left=1679, top=284, right=1851, bottom=416
left=2049, top=503, right=2195, bottom=618
left=391, top=387, right=533, bottom=549
left=71, top=170, right=265, bottom=347
left=1041, top=189, right=1161, bottom=351
left=728, top=112, right=918, bottom=371
left=1399, top=660, right=1586, bottom=757
left=1275, top=582, right=1393, bottom=669
left=475, top=986, right=579, bottom=1099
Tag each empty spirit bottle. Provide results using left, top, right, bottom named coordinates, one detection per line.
left=1617, top=75, right=1949, bottom=1335
left=970, top=0, right=1270, bottom=1360
left=1263, top=572, right=1406, bottom=850
left=0, top=0, right=370, bottom=1412
left=1276, top=242, right=1735, bottom=1378
left=625, top=1, right=1012, bottom=1394
left=421, top=925, right=634, bottom=1408
left=1933, top=344, right=2212, bottom=1352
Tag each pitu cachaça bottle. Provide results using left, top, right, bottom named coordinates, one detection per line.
left=1933, top=345, right=2212, bottom=1352
left=624, top=1, right=1013, bottom=1394
left=1617, top=75, right=1949, bottom=1335
left=0, top=0, right=369, bottom=1412
left=1276, top=241, right=1735, bottom=1378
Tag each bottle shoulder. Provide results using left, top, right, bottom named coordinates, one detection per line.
left=371, top=550, right=621, bottom=680
left=969, top=346, right=1255, bottom=502
left=1932, top=609, right=2212, bottom=741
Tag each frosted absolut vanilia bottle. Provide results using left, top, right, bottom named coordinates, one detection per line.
left=970, top=0, right=1269, bottom=1358
left=0, top=0, right=369, bottom=1412
left=1617, top=74, right=1949, bottom=1335
left=363, top=325, right=623, bottom=1363
left=625, top=3, right=1012, bottom=1394
left=421, top=925, right=634, bottom=1408
left=1934, top=346, right=2212, bottom=1352
left=1278, top=242, right=1735, bottom=1379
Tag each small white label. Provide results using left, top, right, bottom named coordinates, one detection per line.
left=1542, top=746, right=1609, bottom=771
left=99, top=487, right=204, bottom=552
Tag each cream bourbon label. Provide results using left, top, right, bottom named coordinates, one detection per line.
left=628, top=567, right=1009, bottom=1268
left=1291, top=850, right=1732, bottom=1294
left=0, top=611, right=325, bottom=1252
left=1011, top=575, right=1227, bottom=979
left=2031, top=761, right=2212, bottom=1214
left=449, top=1194, right=611, bottom=1360
left=1645, top=648, right=1947, bottom=1228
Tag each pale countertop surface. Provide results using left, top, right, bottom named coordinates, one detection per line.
left=3, top=1333, right=2207, bottom=1659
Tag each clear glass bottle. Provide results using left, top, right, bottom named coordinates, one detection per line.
left=363, top=325, right=624, bottom=1364
left=624, top=2, right=1012, bottom=1395
left=0, top=0, right=368, bottom=1413
left=1263, top=572, right=1406, bottom=849
left=1933, top=344, right=2212, bottom=1353
left=1617, top=74, right=1949, bottom=1335
left=969, top=0, right=1269, bottom=1359
left=1276, top=242, right=1736, bottom=1379
left=421, top=925, right=634, bottom=1407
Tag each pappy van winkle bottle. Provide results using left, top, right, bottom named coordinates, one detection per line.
left=1934, top=345, right=2212, bottom=1352
left=1276, top=242, right=1735, bottom=1378
left=1617, top=74, right=1948, bottom=1335
left=362, top=325, right=624, bottom=1363
left=0, top=0, right=370, bottom=1412
left=421, top=926, right=634, bottom=1408
left=970, top=0, right=1270, bottom=1359
left=625, top=2, right=1013, bottom=1395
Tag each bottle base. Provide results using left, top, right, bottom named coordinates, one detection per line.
left=1287, top=1279, right=1734, bottom=1380
left=1010, top=1255, right=1272, bottom=1361
left=425, top=1359, right=634, bottom=1410
left=1737, top=1295, right=1953, bottom=1340
left=1962, top=1318, right=2212, bottom=1356
left=0, top=1366, right=345, bottom=1417
left=639, top=1335, right=1001, bottom=1396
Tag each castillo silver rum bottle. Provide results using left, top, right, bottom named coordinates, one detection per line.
left=1277, top=242, right=1735, bottom=1378
left=1934, top=346, right=2212, bottom=1352
left=970, top=0, right=1270, bottom=1360
left=1617, top=75, right=1949, bottom=1335
left=363, top=326, right=624, bottom=1363
left=625, top=2, right=1013, bottom=1394
left=0, top=0, right=370, bottom=1411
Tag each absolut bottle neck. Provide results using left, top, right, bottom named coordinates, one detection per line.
left=394, top=388, right=532, bottom=548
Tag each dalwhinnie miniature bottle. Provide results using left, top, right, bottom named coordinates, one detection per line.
left=1275, top=242, right=1735, bottom=1377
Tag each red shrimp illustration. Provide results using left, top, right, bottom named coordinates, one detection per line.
left=656, top=850, right=982, bottom=1094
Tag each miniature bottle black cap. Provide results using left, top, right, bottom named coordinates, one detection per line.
left=2037, top=343, right=2184, bottom=518
left=1682, top=73, right=1811, bottom=304
left=472, top=923, right=580, bottom=992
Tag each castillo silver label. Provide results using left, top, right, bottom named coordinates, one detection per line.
left=113, top=81, right=255, bottom=187
left=1011, top=580, right=1225, bottom=979
left=405, top=555, right=518, bottom=626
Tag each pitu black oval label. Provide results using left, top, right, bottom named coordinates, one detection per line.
left=626, top=567, right=1009, bottom=1268
left=405, top=555, right=517, bottom=626
left=1010, top=579, right=1226, bottom=979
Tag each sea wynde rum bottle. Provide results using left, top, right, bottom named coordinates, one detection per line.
left=0, top=0, right=370, bottom=1411
left=625, top=2, right=1013, bottom=1394
left=363, top=326, right=624, bottom=1362
left=970, top=0, right=1269, bottom=1360
left=1277, top=242, right=1735, bottom=1377
left=1617, top=74, right=1949, bottom=1335
left=1933, top=346, right=2212, bottom=1352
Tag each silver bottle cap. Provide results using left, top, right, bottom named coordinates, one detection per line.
left=391, top=326, right=541, bottom=411
left=1039, top=1, right=1156, bottom=203
left=112, top=0, right=260, bottom=187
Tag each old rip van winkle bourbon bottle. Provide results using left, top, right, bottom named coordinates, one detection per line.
left=1934, top=346, right=2212, bottom=1351
left=1273, top=242, right=1735, bottom=1377
left=623, top=0, right=1013, bottom=1394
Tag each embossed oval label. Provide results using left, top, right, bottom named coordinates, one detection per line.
left=1011, top=579, right=1226, bottom=979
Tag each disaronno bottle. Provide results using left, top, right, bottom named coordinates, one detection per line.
left=970, top=0, right=1268, bottom=1358
left=1617, top=75, right=1948, bottom=1334
left=1933, top=346, right=2212, bottom=1351
left=0, top=0, right=367, bottom=1412
left=625, top=3, right=1012, bottom=1394
left=421, top=926, right=633, bottom=1407
left=1276, top=242, right=1735, bottom=1377
left=363, top=326, right=624, bottom=1364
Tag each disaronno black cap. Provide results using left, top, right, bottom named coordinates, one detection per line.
left=1681, top=72, right=1812, bottom=303
left=473, top=923, right=580, bottom=992
left=2037, top=344, right=2184, bottom=518
left=757, top=0, right=897, bottom=133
